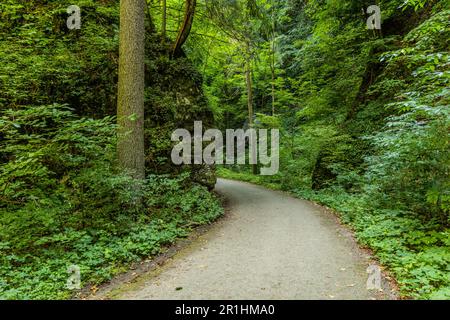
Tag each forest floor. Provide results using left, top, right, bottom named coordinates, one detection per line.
left=89, top=179, right=398, bottom=300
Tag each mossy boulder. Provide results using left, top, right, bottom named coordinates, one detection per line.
left=143, top=36, right=217, bottom=189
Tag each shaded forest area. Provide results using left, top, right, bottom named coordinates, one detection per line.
left=0, top=0, right=449, bottom=299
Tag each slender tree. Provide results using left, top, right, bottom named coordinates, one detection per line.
left=161, top=0, right=167, bottom=42
left=245, top=52, right=258, bottom=175
left=270, top=3, right=276, bottom=116
left=117, top=0, right=146, bottom=180
left=173, top=0, right=197, bottom=56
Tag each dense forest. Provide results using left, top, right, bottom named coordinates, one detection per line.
left=0, top=0, right=449, bottom=300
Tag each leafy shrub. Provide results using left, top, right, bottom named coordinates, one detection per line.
left=365, top=104, right=449, bottom=223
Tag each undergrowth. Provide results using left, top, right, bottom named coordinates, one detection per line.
left=0, top=105, right=223, bottom=300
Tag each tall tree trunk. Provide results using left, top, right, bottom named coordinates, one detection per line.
left=161, top=0, right=167, bottom=42
left=145, top=0, right=155, bottom=32
left=245, top=60, right=253, bottom=129
left=245, top=53, right=257, bottom=175
left=270, top=4, right=276, bottom=116
left=117, top=0, right=146, bottom=180
left=270, top=40, right=276, bottom=116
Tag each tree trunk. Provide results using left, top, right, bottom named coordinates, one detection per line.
left=145, top=0, right=155, bottom=32
left=117, top=0, right=146, bottom=180
left=245, top=54, right=258, bottom=175
left=270, top=5, right=276, bottom=116
left=270, top=40, right=276, bottom=116
left=172, top=0, right=197, bottom=56
left=161, top=0, right=167, bottom=42
left=245, top=61, right=253, bottom=129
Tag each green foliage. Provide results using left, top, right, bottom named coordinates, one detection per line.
left=0, top=104, right=116, bottom=208
left=295, top=189, right=450, bottom=299
left=0, top=105, right=223, bottom=299
left=1, top=0, right=448, bottom=301
left=365, top=104, right=449, bottom=222
left=0, top=173, right=222, bottom=300
left=0, top=220, right=180, bottom=300
left=0, top=0, right=119, bottom=116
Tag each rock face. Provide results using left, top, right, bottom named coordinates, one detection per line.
left=144, top=36, right=217, bottom=189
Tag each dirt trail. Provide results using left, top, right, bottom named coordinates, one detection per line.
left=100, top=179, right=395, bottom=300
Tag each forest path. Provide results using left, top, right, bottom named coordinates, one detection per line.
left=107, top=179, right=394, bottom=300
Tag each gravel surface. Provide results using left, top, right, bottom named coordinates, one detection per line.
left=109, top=179, right=395, bottom=300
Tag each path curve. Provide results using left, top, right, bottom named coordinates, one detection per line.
left=111, top=179, right=394, bottom=300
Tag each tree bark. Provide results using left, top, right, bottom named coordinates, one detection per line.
left=117, top=0, right=146, bottom=180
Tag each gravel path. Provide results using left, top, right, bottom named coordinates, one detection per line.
left=110, top=179, right=394, bottom=300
